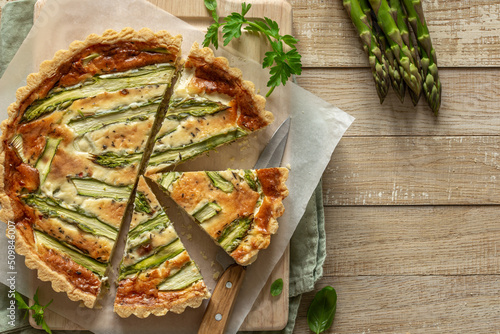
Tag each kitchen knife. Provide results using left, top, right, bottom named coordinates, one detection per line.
left=198, top=117, right=291, bottom=334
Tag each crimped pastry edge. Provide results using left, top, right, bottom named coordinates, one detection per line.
left=231, top=167, right=289, bottom=266
left=15, top=227, right=99, bottom=308
left=187, top=42, right=274, bottom=130
left=114, top=280, right=210, bottom=318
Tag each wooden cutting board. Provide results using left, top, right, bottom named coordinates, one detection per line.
left=29, top=0, right=292, bottom=331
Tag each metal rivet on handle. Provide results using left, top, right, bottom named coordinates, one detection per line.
left=225, top=281, right=232, bottom=289
left=215, top=313, right=222, bottom=321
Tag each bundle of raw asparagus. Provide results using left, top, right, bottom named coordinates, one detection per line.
left=343, top=0, right=441, bottom=114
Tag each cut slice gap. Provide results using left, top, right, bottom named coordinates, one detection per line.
left=93, top=66, right=184, bottom=312
left=144, top=175, right=224, bottom=281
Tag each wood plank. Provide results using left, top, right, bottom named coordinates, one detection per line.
left=151, top=0, right=292, bottom=28
left=323, top=206, right=500, bottom=276
left=293, top=276, right=500, bottom=333
left=150, top=0, right=292, bottom=66
left=322, top=136, right=500, bottom=206
left=297, top=68, right=500, bottom=137
left=290, top=0, right=500, bottom=68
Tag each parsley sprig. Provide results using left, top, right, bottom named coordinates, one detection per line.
left=203, top=0, right=302, bottom=97
left=15, top=288, right=53, bottom=334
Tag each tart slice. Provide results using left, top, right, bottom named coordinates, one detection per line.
left=114, top=177, right=210, bottom=318
left=143, top=44, right=274, bottom=174
left=0, top=28, right=182, bottom=308
left=149, top=168, right=289, bottom=266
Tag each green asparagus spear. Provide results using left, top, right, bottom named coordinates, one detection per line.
left=343, top=0, right=390, bottom=103
left=34, top=230, right=107, bottom=276
left=70, top=177, right=152, bottom=214
left=388, top=0, right=421, bottom=105
left=407, top=83, right=421, bottom=105
left=23, top=194, right=118, bottom=241
left=22, top=64, right=175, bottom=123
left=92, top=129, right=247, bottom=169
left=368, top=0, right=422, bottom=97
left=388, top=0, right=411, bottom=58
left=405, top=24, right=425, bottom=106
left=377, top=28, right=406, bottom=102
left=362, top=0, right=406, bottom=103
left=401, top=0, right=441, bottom=114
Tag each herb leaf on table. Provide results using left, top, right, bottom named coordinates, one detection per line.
left=203, top=0, right=302, bottom=97
left=307, top=286, right=337, bottom=334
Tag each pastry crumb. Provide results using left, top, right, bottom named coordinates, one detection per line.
left=186, top=233, right=192, bottom=241
left=286, top=163, right=291, bottom=170
left=212, top=271, right=221, bottom=280
left=238, top=139, right=250, bottom=151
left=200, top=251, right=208, bottom=260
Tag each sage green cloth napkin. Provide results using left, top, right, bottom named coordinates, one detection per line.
left=0, top=0, right=35, bottom=74
left=0, top=1, right=326, bottom=333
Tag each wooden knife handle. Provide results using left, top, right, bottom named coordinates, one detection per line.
left=198, top=264, right=246, bottom=334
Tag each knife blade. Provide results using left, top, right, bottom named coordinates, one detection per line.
left=254, top=117, right=291, bottom=169
left=198, top=117, right=291, bottom=334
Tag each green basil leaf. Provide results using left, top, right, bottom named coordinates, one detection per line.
left=307, top=286, right=337, bottom=334
left=270, top=278, right=283, bottom=297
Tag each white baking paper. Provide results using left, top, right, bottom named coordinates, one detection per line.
left=0, top=0, right=354, bottom=333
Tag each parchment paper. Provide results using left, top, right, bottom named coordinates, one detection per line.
left=0, top=0, right=354, bottom=333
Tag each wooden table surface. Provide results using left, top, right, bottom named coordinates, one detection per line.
left=288, top=0, right=500, bottom=333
